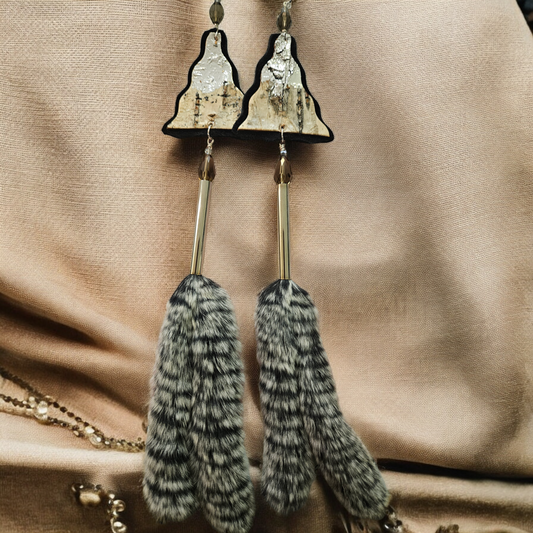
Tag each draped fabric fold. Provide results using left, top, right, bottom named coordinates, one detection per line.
left=0, top=1, right=532, bottom=532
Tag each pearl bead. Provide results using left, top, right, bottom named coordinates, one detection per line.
left=78, top=489, right=102, bottom=507
left=111, top=519, right=127, bottom=533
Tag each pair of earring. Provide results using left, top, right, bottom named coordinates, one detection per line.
left=143, top=2, right=389, bottom=533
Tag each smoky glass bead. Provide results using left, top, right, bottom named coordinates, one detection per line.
left=274, top=155, right=292, bottom=184
left=209, top=1, right=224, bottom=25
left=277, top=9, right=292, bottom=32
left=198, top=153, right=216, bottom=181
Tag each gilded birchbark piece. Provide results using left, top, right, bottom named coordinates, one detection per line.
left=236, top=33, right=331, bottom=142
left=164, top=30, right=243, bottom=136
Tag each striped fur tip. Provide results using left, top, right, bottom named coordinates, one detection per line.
left=255, top=279, right=389, bottom=520
left=144, top=274, right=255, bottom=533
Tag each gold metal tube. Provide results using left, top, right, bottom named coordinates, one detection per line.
left=190, top=179, right=212, bottom=275
left=277, top=182, right=291, bottom=280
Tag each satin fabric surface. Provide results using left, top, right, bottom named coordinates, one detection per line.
left=0, top=1, right=532, bottom=532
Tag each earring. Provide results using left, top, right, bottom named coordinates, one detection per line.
left=234, top=0, right=389, bottom=520
left=143, top=3, right=255, bottom=533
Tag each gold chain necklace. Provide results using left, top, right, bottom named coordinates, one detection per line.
left=0, top=366, right=145, bottom=452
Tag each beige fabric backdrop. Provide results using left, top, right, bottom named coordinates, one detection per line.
left=1, top=1, right=532, bottom=531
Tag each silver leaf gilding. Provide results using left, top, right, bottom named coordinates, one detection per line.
left=166, top=33, right=243, bottom=131
left=238, top=33, right=330, bottom=138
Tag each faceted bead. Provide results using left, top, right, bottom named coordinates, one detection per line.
left=209, top=1, right=224, bottom=25
left=274, top=155, right=292, bottom=184
left=33, top=401, right=49, bottom=423
left=277, top=9, right=292, bottom=32
left=89, top=433, right=104, bottom=448
left=198, top=154, right=216, bottom=181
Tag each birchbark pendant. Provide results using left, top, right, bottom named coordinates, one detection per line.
left=233, top=15, right=333, bottom=143
left=163, top=28, right=243, bottom=138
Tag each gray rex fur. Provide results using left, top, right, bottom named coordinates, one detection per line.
left=144, top=274, right=255, bottom=533
left=255, top=279, right=389, bottom=520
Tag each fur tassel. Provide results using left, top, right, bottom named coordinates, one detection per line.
left=255, top=280, right=316, bottom=514
left=143, top=275, right=199, bottom=522
left=189, top=276, right=255, bottom=533
left=256, top=279, right=389, bottom=519
left=294, top=282, right=390, bottom=519
left=144, top=275, right=255, bottom=532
